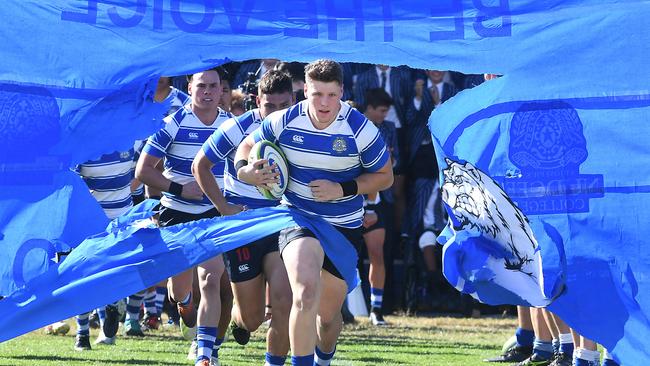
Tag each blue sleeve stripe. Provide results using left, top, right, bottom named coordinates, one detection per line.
left=363, top=148, right=390, bottom=172
left=151, top=128, right=173, bottom=149
left=202, top=140, right=222, bottom=164
left=142, top=143, right=166, bottom=158
left=215, top=131, right=236, bottom=158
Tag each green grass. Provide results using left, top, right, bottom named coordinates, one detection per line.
left=0, top=314, right=516, bottom=365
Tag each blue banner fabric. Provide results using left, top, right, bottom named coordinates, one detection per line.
left=430, top=74, right=650, bottom=365
left=0, top=202, right=359, bottom=342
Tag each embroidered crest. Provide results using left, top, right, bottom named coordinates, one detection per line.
left=332, top=137, right=347, bottom=153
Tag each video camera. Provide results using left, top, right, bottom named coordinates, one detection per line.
left=239, top=72, right=258, bottom=111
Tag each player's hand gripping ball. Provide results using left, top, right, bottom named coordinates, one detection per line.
left=249, top=140, right=289, bottom=199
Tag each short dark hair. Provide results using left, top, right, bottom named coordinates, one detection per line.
left=275, top=61, right=306, bottom=82
left=365, top=88, right=393, bottom=109
left=258, top=70, right=293, bottom=95
left=304, top=59, right=343, bottom=85
left=186, top=66, right=223, bottom=83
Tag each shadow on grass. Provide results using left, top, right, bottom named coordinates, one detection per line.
left=341, top=332, right=499, bottom=351
left=5, top=354, right=186, bottom=365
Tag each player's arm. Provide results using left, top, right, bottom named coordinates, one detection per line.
left=135, top=151, right=203, bottom=200
left=144, top=160, right=164, bottom=198
left=310, top=159, right=393, bottom=201
left=234, top=134, right=278, bottom=188
left=191, top=150, right=243, bottom=216
left=362, top=191, right=380, bottom=228
left=355, top=160, right=393, bottom=195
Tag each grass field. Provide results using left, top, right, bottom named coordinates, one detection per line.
left=0, top=314, right=515, bottom=365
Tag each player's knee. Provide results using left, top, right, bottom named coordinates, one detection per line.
left=318, top=309, right=342, bottom=328
left=272, top=291, right=292, bottom=318
left=200, top=272, right=221, bottom=293
left=292, top=285, right=319, bottom=312
left=239, top=310, right=263, bottom=331
left=367, top=245, right=384, bottom=261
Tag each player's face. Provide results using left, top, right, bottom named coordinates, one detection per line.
left=426, top=70, right=444, bottom=84
left=365, top=105, right=389, bottom=124
left=257, top=91, right=294, bottom=119
left=219, top=80, right=232, bottom=112
left=304, top=78, right=343, bottom=128
left=188, top=71, right=222, bottom=111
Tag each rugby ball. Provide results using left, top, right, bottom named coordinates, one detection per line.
left=248, top=140, right=289, bottom=200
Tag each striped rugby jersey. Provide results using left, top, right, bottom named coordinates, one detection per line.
left=132, top=87, right=190, bottom=197
left=202, top=109, right=280, bottom=209
left=254, top=100, right=390, bottom=228
left=143, top=104, right=233, bottom=214
left=75, top=145, right=139, bottom=219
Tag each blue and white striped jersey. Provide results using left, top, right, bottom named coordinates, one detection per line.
left=131, top=88, right=190, bottom=197
left=143, top=104, right=233, bottom=214
left=76, top=148, right=137, bottom=219
left=254, top=100, right=390, bottom=228
left=202, top=109, right=280, bottom=209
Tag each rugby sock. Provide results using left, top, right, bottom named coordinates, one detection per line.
left=370, top=287, right=384, bottom=311
left=559, top=333, right=574, bottom=357
left=602, top=349, right=620, bottom=366
left=574, top=348, right=600, bottom=366
left=314, top=346, right=335, bottom=366
left=143, top=289, right=157, bottom=316
left=212, top=337, right=224, bottom=359
left=515, top=327, right=535, bottom=347
left=291, top=355, right=313, bottom=366
left=196, top=326, right=218, bottom=363
left=97, top=306, right=106, bottom=326
left=76, top=313, right=90, bottom=336
left=532, top=338, right=554, bottom=360
left=264, top=353, right=287, bottom=366
left=552, top=338, right=560, bottom=355
left=126, top=291, right=145, bottom=321
left=155, top=287, right=167, bottom=315
left=180, top=292, right=192, bottom=306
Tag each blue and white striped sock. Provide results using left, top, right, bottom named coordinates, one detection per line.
left=602, top=349, right=619, bottom=366
left=126, top=291, right=145, bottom=321
left=291, top=355, right=313, bottom=366
left=552, top=338, right=560, bottom=355
left=314, top=346, right=335, bottom=366
left=370, top=288, right=384, bottom=310
left=559, top=333, right=574, bottom=357
left=574, top=348, right=600, bottom=366
left=180, top=292, right=192, bottom=306
left=532, top=338, right=554, bottom=360
left=264, top=352, right=287, bottom=366
left=196, top=326, right=218, bottom=363
left=515, top=327, right=535, bottom=347
left=212, top=337, right=224, bottom=359
left=76, top=313, right=90, bottom=336
left=97, top=306, right=106, bottom=326
left=143, top=289, right=157, bottom=316
left=155, top=287, right=167, bottom=315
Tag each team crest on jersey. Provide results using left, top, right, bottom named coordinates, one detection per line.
left=332, top=137, right=347, bottom=153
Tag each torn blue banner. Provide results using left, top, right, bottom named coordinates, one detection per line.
left=3, top=1, right=649, bottom=78
left=430, top=74, right=650, bottom=365
left=0, top=170, right=108, bottom=297
left=0, top=80, right=166, bottom=297
left=2, top=0, right=648, bottom=298
left=0, top=203, right=358, bottom=342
